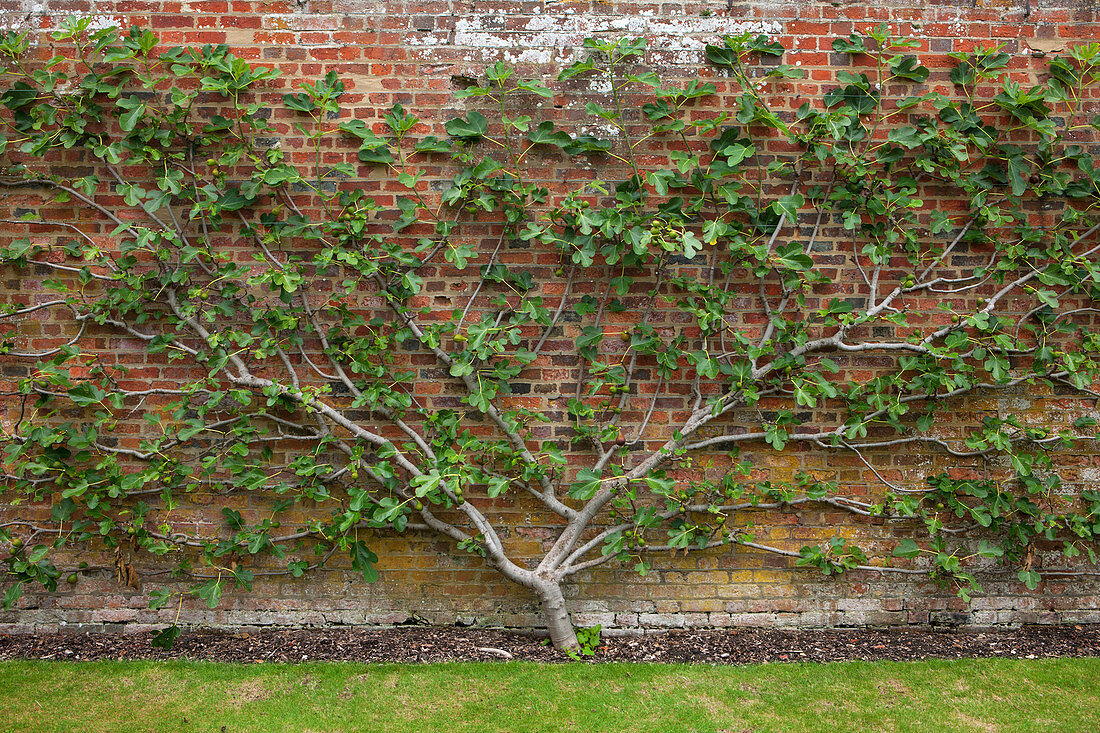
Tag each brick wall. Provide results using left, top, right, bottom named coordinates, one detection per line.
left=2, top=0, right=1100, bottom=635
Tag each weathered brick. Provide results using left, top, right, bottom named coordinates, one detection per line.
left=1, top=0, right=1099, bottom=641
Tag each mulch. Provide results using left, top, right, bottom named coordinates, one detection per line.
left=2, top=624, right=1098, bottom=664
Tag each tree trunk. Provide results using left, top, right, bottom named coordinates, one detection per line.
left=537, top=581, right=578, bottom=651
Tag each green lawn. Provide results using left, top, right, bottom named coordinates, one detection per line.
left=0, top=657, right=1096, bottom=732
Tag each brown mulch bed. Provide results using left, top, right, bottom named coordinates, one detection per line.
left=1, top=624, right=1098, bottom=664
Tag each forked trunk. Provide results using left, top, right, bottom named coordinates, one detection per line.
left=537, top=582, right=578, bottom=651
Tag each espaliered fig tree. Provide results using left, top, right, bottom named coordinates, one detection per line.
left=3, top=20, right=1100, bottom=650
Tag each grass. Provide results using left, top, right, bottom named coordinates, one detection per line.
left=0, top=657, right=1097, bottom=732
